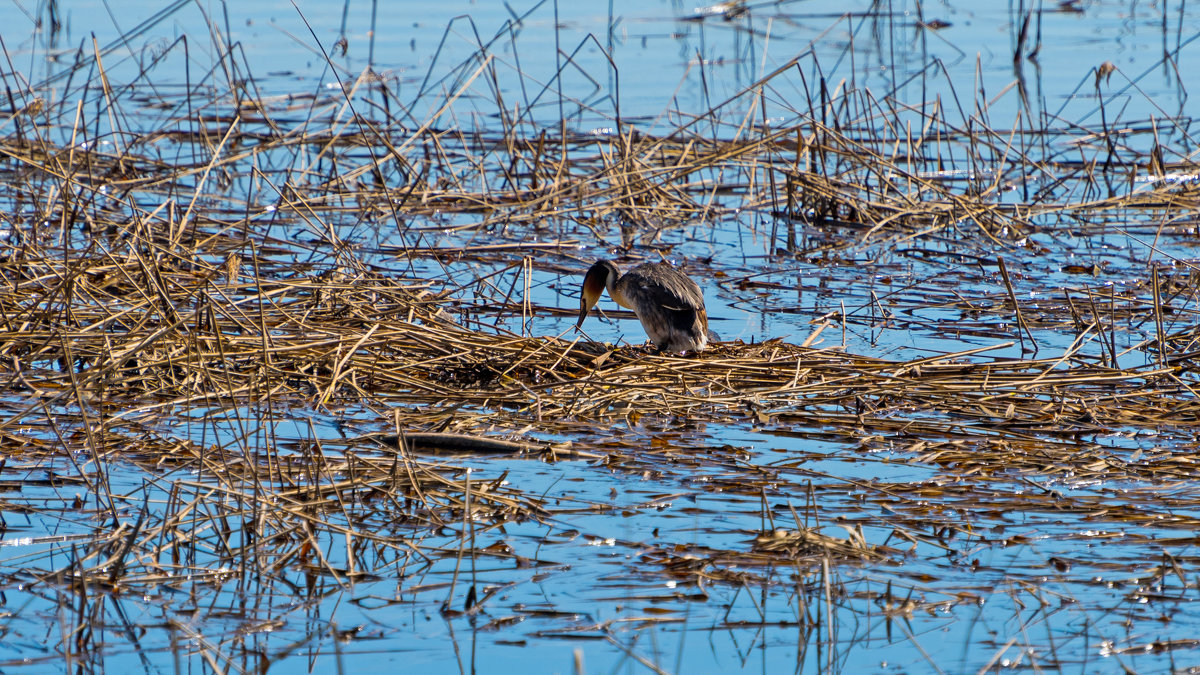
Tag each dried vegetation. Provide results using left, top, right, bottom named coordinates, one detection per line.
left=2, top=1, right=1200, bottom=671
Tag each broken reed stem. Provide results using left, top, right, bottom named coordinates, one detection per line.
left=996, top=256, right=1037, bottom=355
left=1153, top=265, right=1165, bottom=367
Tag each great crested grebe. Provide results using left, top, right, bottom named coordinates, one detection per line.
left=575, top=259, right=710, bottom=353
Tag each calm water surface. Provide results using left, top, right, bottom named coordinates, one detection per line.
left=3, top=1, right=1200, bottom=673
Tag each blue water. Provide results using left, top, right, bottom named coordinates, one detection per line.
left=4, top=0, right=1200, bottom=673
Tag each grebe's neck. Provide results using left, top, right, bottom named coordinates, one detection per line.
left=601, top=261, right=634, bottom=309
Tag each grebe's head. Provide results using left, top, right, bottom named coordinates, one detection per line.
left=575, top=261, right=618, bottom=329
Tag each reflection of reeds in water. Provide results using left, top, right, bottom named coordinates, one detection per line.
left=3, top=1, right=1200, bottom=671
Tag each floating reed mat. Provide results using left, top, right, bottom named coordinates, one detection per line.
left=0, top=250, right=1193, bottom=445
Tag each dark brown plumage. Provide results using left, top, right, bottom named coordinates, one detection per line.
left=575, top=260, right=709, bottom=353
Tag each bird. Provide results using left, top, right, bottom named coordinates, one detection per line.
left=575, top=259, right=710, bottom=353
